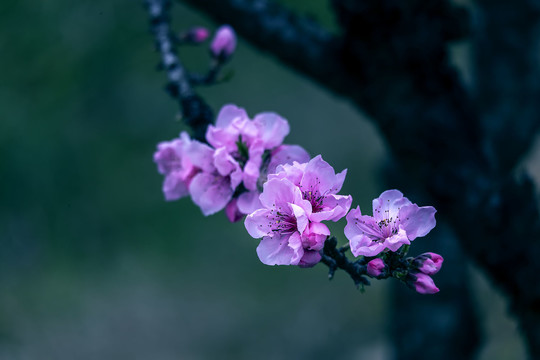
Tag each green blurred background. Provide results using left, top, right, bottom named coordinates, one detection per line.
left=0, top=0, right=530, bottom=358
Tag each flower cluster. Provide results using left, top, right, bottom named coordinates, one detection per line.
left=154, top=102, right=444, bottom=294
left=154, top=105, right=309, bottom=220
left=245, top=156, right=352, bottom=267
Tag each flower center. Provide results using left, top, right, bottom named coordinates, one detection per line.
left=378, top=217, right=398, bottom=238
left=303, top=190, right=324, bottom=213
left=272, top=211, right=297, bottom=234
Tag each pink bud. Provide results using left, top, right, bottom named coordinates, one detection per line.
left=414, top=273, right=439, bottom=294
left=366, top=258, right=385, bottom=277
left=414, top=252, right=444, bottom=275
left=225, top=199, right=244, bottom=223
left=210, top=25, right=236, bottom=60
left=190, top=26, right=209, bottom=43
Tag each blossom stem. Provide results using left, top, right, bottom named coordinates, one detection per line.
left=320, top=237, right=370, bottom=287
left=144, top=0, right=214, bottom=141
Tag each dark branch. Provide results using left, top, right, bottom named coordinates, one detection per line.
left=320, top=237, right=370, bottom=287
left=145, top=0, right=214, bottom=140
left=180, top=0, right=540, bottom=355
left=474, top=0, right=540, bottom=172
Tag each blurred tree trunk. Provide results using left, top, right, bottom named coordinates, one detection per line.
left=179, top=0, right=540, bottom=357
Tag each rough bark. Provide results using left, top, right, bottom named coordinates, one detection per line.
left=176, top=0, right=540, bottom=356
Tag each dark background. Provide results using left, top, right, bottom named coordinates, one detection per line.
left=0, top=0, right=534, bottom=358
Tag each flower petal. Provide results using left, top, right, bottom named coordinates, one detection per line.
left=298, top=250, right=322, bottom=268
left=237, top=191, right=263, bottom=215
left=372, top=189, right=412, bottom=223
left=310, top=194, right=352, bottom=222
left=225, top=199, right=244, bottom=223
left=399, top=204, right=437, bottom=240
left=252, top=112, right=290, bottom=149
left=300, top=155, right=339, bottom=195
left=383, top=227, right=410, bottom=252
left=290, top=203, right=308, bottom=234
left=344, top=206, right=382, bottom=240
left=349, top=234, right=387, bottom=257
left=189, top=172, right=232, bottom=216
left=244, top=208, right=273, bottom=238
left=301, top=222, right=330, bottom=251
left=259, top=178, right=301, bottom=210
left=184, top=140, right=215, bottom=172
left=162, top=171, right=190, bottom=201
left=213, top=147, right=239, bottom=176
left=216, top=104, right=248, bottom=128
left=256, top=232, right=304, bottom=266
left=267, top=145, right=310, bottom=176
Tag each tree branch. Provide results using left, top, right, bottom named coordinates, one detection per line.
left=474, top=0, right=540, bottom=172
left=179, top=0, right=540, bottom=355
left=145, top=0, right=214, bottom=141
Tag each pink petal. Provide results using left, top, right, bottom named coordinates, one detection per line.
left=267, top=145, right=310, bottom=175
left=310, top=194, right=352, bottom=222
left=372, top=189, right=412, bottom=223
left=215, top=104, right=247, bottom=128
left=290, top=203, right=309, bottom=234
left=300, top=155, right=342, bottom=195
left=349, top=234, right=387, bottom=257
left=301, top=222, right=330, bottom=251
left=184, top=140, right=215, bottom=172
left=268, top=162, right=306, bottom=186
left=256, top=232, right=304, bottom=266
left=399, top=204, right=437, bottom=240
left=245, top=208, right=273, bottom=238
left=225, top=199, right=244, bottom=223
left=259, top=178, right=301, bottom=210
left=383, top=227, right=410, bottom=252
left=237, top=191, right=263, bottom=215
left=162, top=171, right=189, bottom=201
left=189, top=172, right=233, bottom=216
left=206, top=105, right=247, bottom=151
left=243, top=141, right=264, bottom=191
left=213, top=147, right=238, bottom=176
left=344, top=207, right=382, bottom=240
left=252, top=112, right=290, bottom=149
left=298, top=250, right=322, bottom=268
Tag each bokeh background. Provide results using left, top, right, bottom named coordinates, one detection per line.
left=0, top=0, right=534, bottom=358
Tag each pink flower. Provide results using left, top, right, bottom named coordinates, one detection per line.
left=366, top=258, right=385, bottom=277
left=245, top=178, right=330, bottom=266
left=245, top=156, right=351, bottom=266
left=269, top=155, right=352, bottom=223
left=153, top=132, right=197, bottom=201
left=345, top=190, right=436, bottom=257
left=205, top=105, right=309, bottom=219
left=414, top=252, right=444, bottom=275
left=185, top=140, right=243, bottom=216
left=210, top=25, right=236, bottom=60
left=412, top=272, right=440, bottom=294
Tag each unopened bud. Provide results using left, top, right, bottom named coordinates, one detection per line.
left=210, top=25, right=236, bottom=61
left=366, top=258, right=385, bottom=277
left=181, top=26, right=210, bottom=44
left=411, top=272, right=439, bottom=294
left=413, top=252, right=443, bottom=275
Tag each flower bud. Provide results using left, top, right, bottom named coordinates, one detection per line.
left=187, top=26, right=210, bottom=43
left=413, top=252, right=443, bottom=275
left=210, top=25, right=236, bottom=61
left=412, top=272, right=439, bottom=294
left=366, top=258, right=385, bottom=277
left=225, top=199, right=244, bottom=223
